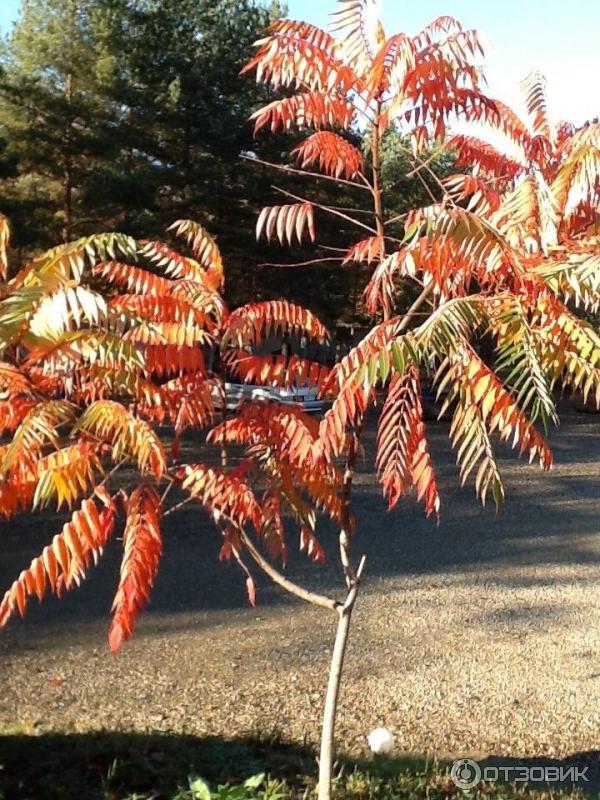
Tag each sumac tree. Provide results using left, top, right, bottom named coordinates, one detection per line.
left=0, top=215, right=343, bottom=653
left=242, top=1, right=600, bottom=797
left=0, top=2, right=598, bottom=800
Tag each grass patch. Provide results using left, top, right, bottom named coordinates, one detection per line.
left=0, top=732, right=595, bottom=800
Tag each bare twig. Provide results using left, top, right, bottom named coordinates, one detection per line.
left=242, top=154, right=371, bottom=191
left=398, top=143, right=451, bottom=203
left=414, top=167, right=438, bottom=204
left=326, top=205, right=376, bottom=216
left=160, top=479, right=175, bottom=505
left=406, top=147, right=443, bottom=177
left=384, top=211, right=410, bottom=227
left=273, top=186, right=378, bottom=236
left=397, top=283, right=435, bottom=334
left=164, top=496, right=194, bottom=517
left=239, top=529, right=340, bottom=612
left=319, top=245, right=352, bottom=253
left=98, top=458, right=126, bottom=488
left=259, top=256, right=344, bottom=268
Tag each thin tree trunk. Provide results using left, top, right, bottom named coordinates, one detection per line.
left=318, top=425, right=364, bottom=800
left=370, top=99, right=390, bottom=326
left=371, top=100, right=385, bottom=243
left=318, top=604, right=354, bottom=800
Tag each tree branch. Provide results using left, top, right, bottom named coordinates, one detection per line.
left=98, top=458, right=126, bottom=488
left=239, top=529, right=340, bottom=612
left=398, top=143, right=451, bottom=203
left=273, top=186, right=378, bottom=236
left=259, top=256, right=344, bottom=268
left=164, top=496, right=194, bottom=517
left=397, top=283, right=435, bottom=333
left=242, top=154, right=371, bottom=191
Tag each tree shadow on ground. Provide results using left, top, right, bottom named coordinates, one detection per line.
left=1, top=732, right=599, bottom=800
left=0, top=731, right=315, bottom=800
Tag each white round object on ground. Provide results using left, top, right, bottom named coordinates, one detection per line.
left=367, top=727, right=395, bottom=754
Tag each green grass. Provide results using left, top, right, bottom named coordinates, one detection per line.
left=0, top=732, right=595, bottom=800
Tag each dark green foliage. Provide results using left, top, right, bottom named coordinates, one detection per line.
left=0, top=1, right=454, bottom=321
left=0, top=0, right=282, bottom=262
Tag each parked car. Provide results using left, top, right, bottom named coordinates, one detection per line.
left=212, top=382, right=328, bottom=414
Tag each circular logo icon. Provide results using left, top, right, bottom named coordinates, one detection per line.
left=451, top=758, right=482, bottom=790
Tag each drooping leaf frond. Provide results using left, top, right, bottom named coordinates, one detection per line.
left=225, top=350, right=331, bottom=390
left=250, top=91, right=355, bottom=134
left=25, top=329, right=145, bottom=374
left=13, top=233, right=137, bottom=291
left=109, top=294, right=212, bottom=328
left=210, top=400, right=319, bottom=469
left=343, top=235, right=385, bottom=265
left=241, top=18, right=356, bottom=92
left=169, top=280, right=228, bottom=328
left=496, top=171, right=559, bottom=254
left=108, top=485, right=162, bottom=652
left=0, top=213, right=10, bottom=281
left=93, top=261, right=173, bottom=295
left=223, top=300, right=328, bottom=348
left=536, top=251, right=600, bottom=312
left=260, top=490, right=288, bottom=564
left=0, top=494, right=116, bottom=628
left=1, top=400, right=76, bottom=475
left=376, top=366, right=440, bottom=517
left=167, top=219, right=224, bottom=289
left=492, top=297, right=558, bottom=426
left=407, top=204, right=522, bottom=290
left=443, top=174, right=501, bottom=216
left=256, top=203, right=316, bottom=246
left=28, top=286, right=108, bottom=339
left=73, top=400, right=166, bottom=478
left=521, top=71, right=551, bottom=141
left=538, top=296, right=600, bottom=407
left=124, top=320, right=210, bottom=348
left=330, top=0, right=382, bottom=76
left=552, top=145, right=600, bottom=225
left=209, top=401, right=343, bottom=532
left=180, top=464, right=264, bottom=532
left=439, top=344, right=553, bottom=506
left=317, top=317, right=410, bottom=457
left=447, top=134, right=524, bottom=186
left=142, top=344, right=205, bottom=378
left=33, top=443, right=104, bottom=510
left=292, top=132, right=364, bottom=179
left=139, top=241, right=209, bottom=286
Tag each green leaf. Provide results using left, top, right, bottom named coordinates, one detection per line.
left=492, top=478, right=505, bottom=513
left=391, top=340, right=405, bottom=374
left=243, top=773, right=265, bottom=790
left=378, top=347, right=390, bottom=384
left=189, top=775, right=212, bottom=800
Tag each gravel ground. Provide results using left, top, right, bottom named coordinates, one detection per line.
left=1, top=412, right=599, bottom=762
